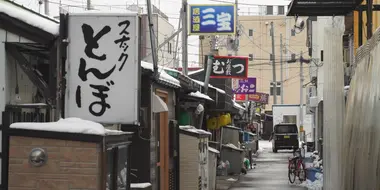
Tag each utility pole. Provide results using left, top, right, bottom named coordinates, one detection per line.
left=44, top=0, right=49, bottom=15
left=174, top=10, right=183, bottom=69
left=234, top=0, right=239, bottom=56
left=280, top=33, right=284, bottom=104
left=87, top=0, right=91, bottom=10
left=146, top=0, right=159, bottom=77
left=182, top=0, right=189, bottom=75
left=270, top=22, right=277, bottom=105
left=198, top=36, right=216, bottom=129
left=299, top=51, right=305, bottom=143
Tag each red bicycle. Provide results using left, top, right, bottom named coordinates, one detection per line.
left=288, top=147, right=306, bottom=184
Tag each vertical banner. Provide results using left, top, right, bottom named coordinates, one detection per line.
left=65, top=13, right=140, bottom=124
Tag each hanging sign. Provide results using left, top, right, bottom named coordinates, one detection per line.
left=235, top=94, right=246, bottom=102
left=248, top=92, right=269, bottom=104
left=65, top=13, right=140, bottom=124
left=208, top=56, right=248, bottom=79
left=189, top=4, right=236, bottom=35
left=234, top=77, right=256, bottom=94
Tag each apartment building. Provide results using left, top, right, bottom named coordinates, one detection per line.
left=198, top=5, right=308, bottom=109
left=128, top=4, right=176, bottom=67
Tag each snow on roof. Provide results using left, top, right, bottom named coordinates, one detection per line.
left=69, top=9, right=137, bottom=15
left=191, top=79, right=226, bottom=94
left=131, top=183, right=152, bottom=188
left=188, top=91, right=213, bottom=101
left=233, top=101, right=245, bottom=111
left=179, top=125, right=211, bottom=135
left=208, top=147, right=220, bottom=154
left=188, top=68, right=204, bottom=76
left=141, top=61, right=180, bottom=87
left=0, top=0, right=59, bottom=35
left=10, top=118, right=129, bottom=136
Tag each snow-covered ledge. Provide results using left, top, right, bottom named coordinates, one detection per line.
left=10, top=117, right=130, bottom=136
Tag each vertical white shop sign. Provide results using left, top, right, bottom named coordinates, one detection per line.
left=65, top=13, right=139, bottom=124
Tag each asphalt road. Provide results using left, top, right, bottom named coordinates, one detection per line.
left=229, top=141, right=307, bottom=190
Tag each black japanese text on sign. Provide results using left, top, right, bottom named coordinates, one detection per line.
left=75, top=19, right=131, bottom=117
left=207, top=56, right=248, bottom=79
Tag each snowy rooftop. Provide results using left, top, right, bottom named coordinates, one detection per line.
left=233, top=101, right=245, bottom=111
left=10, top=118, right=131, bottom=136
left=141, top=61, right=181, bottom=87
left=0, top=0, right=59, bottom=35
left=188, top=91, right=213, bottom=101
left=191, top=79, right=226, bottom=94
left=179, top=125, right=211, bottom=135
left=209, top=147, right=220, bottom=154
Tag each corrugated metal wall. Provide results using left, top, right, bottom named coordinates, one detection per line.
left=322, top=16, right=346, bottom=189
left=342, top=26, right=380, bottom=190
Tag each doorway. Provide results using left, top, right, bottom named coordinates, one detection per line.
left=155, top=89, right=169, bottom=190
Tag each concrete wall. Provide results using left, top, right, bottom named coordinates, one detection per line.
left=0, top=28, right=39, bottom=123
left=8, top=136, right=101, bottom=190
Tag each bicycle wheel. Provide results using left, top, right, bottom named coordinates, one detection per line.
left=297, top=162, right=306, bottom=182
left=288, top=162, right=296, bottom=184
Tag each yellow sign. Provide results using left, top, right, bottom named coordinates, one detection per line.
left=192, top=24, right=200, bottom=32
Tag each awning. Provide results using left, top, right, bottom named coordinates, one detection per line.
left=188, top=91, right=214, bottom=101
left=152, top=93, right=168, bottom=113
left=287, top=0, right=363, bottom=16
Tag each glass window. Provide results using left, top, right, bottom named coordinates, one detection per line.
left=117, top=145, right=129, bottom=190
left=249, top=54, right=253, bottom=61
left=275, top=125, right=298, bottom=133
left=106, top=149, right=113, bottom=190
left=266, top=6, right=273, bottom=15
left=278, top=6, right=285, bottom=15
left=248, top=29, right=254, bottom=36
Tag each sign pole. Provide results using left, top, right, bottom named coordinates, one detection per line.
left=198, top=36, right=217, bottom=129
left=270, top=21, right=277, bottom=105
left=280, top=33, right=284, bottom=104
left=300, top=51, right=305, bottom=143
left=182, top=0, right=189, bottom=75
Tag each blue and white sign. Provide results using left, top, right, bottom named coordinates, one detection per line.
left=189, top=4, right=236, bottom=35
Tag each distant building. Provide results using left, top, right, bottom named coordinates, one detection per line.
left=129, top=4, right=176, bottom=67
left=198, top=4, right=308, bottom=109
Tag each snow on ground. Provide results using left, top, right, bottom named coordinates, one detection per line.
left=299, top=173, right=323, bottom=190
left=10, top=118, right=128, bottom=136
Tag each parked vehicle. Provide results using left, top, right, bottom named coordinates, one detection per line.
left=270, top=123, right=299, bottom=153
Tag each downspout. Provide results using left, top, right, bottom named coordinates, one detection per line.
left=174, top=88, right=181, bottom=190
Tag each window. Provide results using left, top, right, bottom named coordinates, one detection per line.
left=249, top=29, right=254, bottom=36
left=106, top=144, right=130, bottom=190
left=278, top=6, right=285, bottom=15
left=169, top=43, right=172, bottom=54
left=270, top=82, right=281, bottom=96
left=266, top=6, right=273, bottom=15
left=275, top=124, right=298, bottom=133
left=228, top=53, right=232, bottom=56
left=249, top=54, right=254, bottom=61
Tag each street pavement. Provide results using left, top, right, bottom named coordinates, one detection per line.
left=229, top=140, right=307, bottom=190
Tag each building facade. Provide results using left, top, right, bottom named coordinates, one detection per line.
left=198, top=5, right=308, bottom=109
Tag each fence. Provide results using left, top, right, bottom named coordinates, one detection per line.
left=1, top=104, right=51, bottom=189
left=341, top=26, right=380, bottom=190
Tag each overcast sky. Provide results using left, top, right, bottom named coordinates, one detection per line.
left=14, top=0, right=291, bottom=67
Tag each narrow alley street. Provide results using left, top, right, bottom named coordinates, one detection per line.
left=230, top=141, right=306, bottom=190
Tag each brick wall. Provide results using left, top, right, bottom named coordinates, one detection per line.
left=8, top=136, right=102, bottom=190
